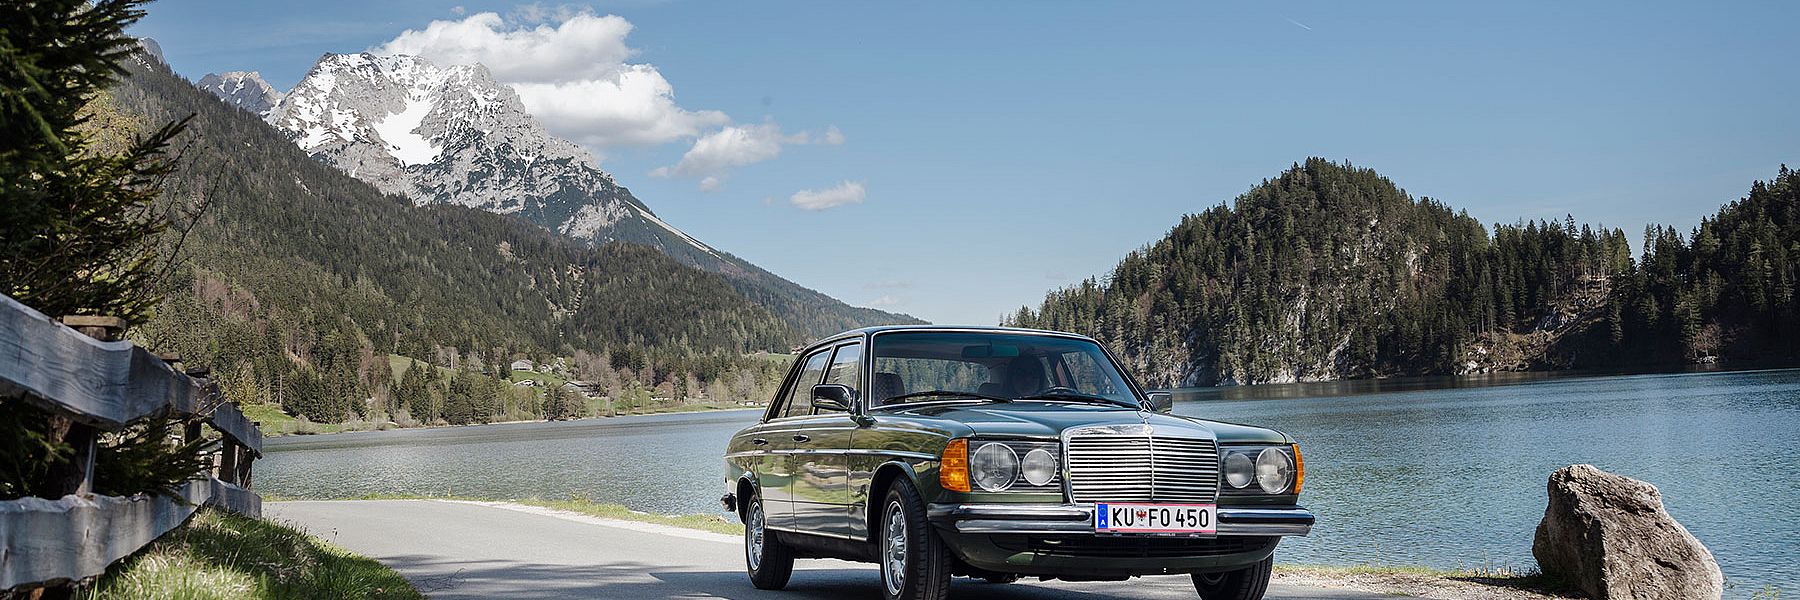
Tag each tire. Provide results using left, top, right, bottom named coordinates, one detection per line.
left=879, top=479, right=952, bottom=600
left=1191, top=556, right=1272, bottom=600
left=744, top=492, right=794, bottom=590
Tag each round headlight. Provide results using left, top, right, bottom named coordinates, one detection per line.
left=971, top=443, right=1019, bottom=492
left=1255, top=447, right=1294, bottom=494
left=1021, top=448, right=1058, bottom=486
left=1224, top=451, right=1255, bottom=488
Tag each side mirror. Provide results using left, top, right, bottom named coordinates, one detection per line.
left=812, top=384, right=855, bottom=413
left=1146, top=391, right=1174, bottom=414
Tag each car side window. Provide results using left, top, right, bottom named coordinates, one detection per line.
left=782, top=349, right=832, bottom=418
left=817, top=342, right=862, bottom=412
left=1052, top=350, right=1124, bottom=396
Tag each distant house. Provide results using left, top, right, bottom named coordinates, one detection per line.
left=510, top=359, right=534, bottom=372
left=512, top=379, right=538, bottom=387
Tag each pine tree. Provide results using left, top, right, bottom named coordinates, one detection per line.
left=1, top=0, right=192, bottom=325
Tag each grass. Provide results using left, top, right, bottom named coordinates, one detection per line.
left=269, top=493, right=745, bottom=537
left=526, top=498, right=743, bottom=536
left=384, top=354, right=454, bottom=381
left=84, top=508, right=421, bottom=600
left=239, top=402, right=386, bottom=437
left=609, top=401, right=760, bottom=416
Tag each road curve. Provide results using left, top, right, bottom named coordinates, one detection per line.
left=268, top=500, right=1384, bottom=600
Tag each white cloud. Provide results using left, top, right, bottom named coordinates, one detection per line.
left=373, top=11, right=727, bottom=150
left=656, top=121, right=845, bottom=190
left=790, top=181, right=866, bottom=211
left=697, top=176, right=722, bottom=192
left=669, top=123, right=793, bottom=176
left=867, top=295, right=900, bottom=307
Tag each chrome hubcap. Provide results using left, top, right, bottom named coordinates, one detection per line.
left=746, top=499, right=765, bottom=571
left=883, top=500, right=907, bottom=595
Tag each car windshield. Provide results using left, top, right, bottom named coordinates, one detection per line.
left=867, top=331, right=1138, bottom=408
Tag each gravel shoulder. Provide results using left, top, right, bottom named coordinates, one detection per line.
left=1273, top=566, right=1577, bottom=600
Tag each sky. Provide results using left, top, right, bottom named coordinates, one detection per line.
left=131, top=1, right=1800, bottom=326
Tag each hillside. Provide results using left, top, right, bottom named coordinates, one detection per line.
left=208, top=53, right=917, bottom=337
left=108, top=52, right=797, bottom=422
left=1009, top=159, right=1799, bottom=386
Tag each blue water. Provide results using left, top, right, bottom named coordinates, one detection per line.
left=260, top=369, right=1800, bottom=595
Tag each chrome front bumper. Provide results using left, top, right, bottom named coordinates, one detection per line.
left=927, top=503, right=1314, bottom=537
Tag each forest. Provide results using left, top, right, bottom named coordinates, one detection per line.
left=100, top=53, right=804, bottom=428
left=1009, top=158, right=1799, bottom=386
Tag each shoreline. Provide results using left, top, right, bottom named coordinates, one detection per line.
left=259, top=402, right=766, bottom=440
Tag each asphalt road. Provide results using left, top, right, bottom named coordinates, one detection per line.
left=267, top=500, right=1385, bottom=600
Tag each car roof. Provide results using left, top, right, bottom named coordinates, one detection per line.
left=804, top=325, right=1098, bottom=349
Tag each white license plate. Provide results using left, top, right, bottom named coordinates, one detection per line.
left=1094, top=502, right=1216, bottom=534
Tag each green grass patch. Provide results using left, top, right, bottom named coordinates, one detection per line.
left=523, top=498, right=743, bottom=536
left=385, top=354, right=455, bottom=381
left=239, top=402, right=383, bottom=437
left=85, top=508, right=421, bottom=600
left=614, top=401, right=759, bottom=416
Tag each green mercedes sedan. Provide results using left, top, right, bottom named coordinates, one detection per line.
left=720, top=326, right=1312, bottom=600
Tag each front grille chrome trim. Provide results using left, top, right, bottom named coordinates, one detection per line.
left=1062, top=424, right=1219, bottom=504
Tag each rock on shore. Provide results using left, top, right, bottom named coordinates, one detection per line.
left=1532, top=464, right=1722, bottom=600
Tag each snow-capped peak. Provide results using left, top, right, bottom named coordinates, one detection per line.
left=207, top=53, right=728, bottom=264
left=196, top=70, right=281, bottom=118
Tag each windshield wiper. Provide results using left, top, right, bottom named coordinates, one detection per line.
left=1014, top=392, right=1132, bottom=407
left=881, top=390, right=1013, bottom=404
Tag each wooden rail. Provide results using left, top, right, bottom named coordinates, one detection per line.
left=0, top=294, right=264, bottom=590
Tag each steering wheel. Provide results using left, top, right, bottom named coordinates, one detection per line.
left=1036, top=386, right=1080, bottom=396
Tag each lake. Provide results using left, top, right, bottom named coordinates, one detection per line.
left=259, top=369, right=1800, bottom=595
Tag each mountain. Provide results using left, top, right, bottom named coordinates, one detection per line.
left=1008, top=158, right=1799, bottom=386
left=202, top=52, right=917, bottom=336
left=111, top=50, right=799, bottom=424
left=195, top=71, right=280, bottom=118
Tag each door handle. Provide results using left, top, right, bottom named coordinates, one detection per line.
left=792, top=434, right=811, bottom=443
left=751, top=438, right=768, bottom=446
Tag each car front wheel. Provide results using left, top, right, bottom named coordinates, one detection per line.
left=1191, top=555, right=1272, bottom=600
left=744, top=492, right=793, bottom=590
left=879, top=480, right=951, bottom=600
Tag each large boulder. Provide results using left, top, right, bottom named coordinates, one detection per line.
left=1532, top=464, right=1722, bottom=599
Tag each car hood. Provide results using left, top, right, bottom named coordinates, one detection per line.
left=884, top=401, right=1291, bottom=444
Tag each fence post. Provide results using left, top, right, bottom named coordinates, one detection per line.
left=217, top=441, right=239, bottom=485
left=47, top=317, right=126, bottom=497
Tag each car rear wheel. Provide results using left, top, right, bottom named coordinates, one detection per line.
left=744, top=492, right=793, bottom=590
left=879, top=480, right=951, bottom=600
left=1191, top=555, right=1272, bottom=600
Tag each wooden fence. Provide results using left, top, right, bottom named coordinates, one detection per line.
left=0, top=293, right=263, bottom=591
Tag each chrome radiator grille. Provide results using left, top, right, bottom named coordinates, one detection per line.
left=1065, top=430, right=1219, bottom=503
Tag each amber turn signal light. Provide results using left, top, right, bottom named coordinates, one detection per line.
left=1291, top=443, right=1305, bottom=495
left=940, top=438, right=971, bottom=493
